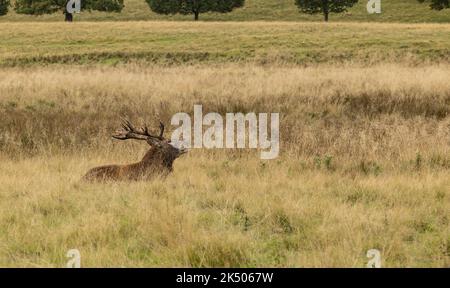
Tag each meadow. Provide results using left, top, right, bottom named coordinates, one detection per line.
left=0, top=64, right=449, bottom=267
left=0, top=0, right=449, bottom=267
left=1, top=21, right=450, bottom=66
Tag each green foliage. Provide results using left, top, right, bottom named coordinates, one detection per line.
left=87, top=0, right=124, bottom=12
left=14, top=0, right=124, bottom=16
left=14, top=0, right=61, bottom=15
left=324, top=155, right=333, bottom=171
left=418, top=0, right=450, bottom=10
left=359, top=161, right=382, bottom=176
left=0, top=0, right=9, bottom=16
left=145, top=0, right=245, bottom=20
left=415, top=152, right=423, bottom=170
left=3, top=0, right=450, bottom=22
left=294, top=0, right=359, bottom=21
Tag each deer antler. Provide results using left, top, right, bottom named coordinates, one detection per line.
left=159, top=121, right=165, bottom=138
left=113, top=118, right=165, bottom=144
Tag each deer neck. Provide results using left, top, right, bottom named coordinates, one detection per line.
left=139, top=147, right=174, bottom=170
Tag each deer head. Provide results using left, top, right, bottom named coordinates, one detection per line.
left=112, top=118, right=187, bottom=169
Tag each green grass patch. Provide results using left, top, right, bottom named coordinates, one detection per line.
left=1, top=21, right=449, bottom=66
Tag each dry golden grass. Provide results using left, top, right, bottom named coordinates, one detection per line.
left=0, top=64, right=449, bottom=267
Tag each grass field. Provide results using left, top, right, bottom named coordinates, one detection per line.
left=0, top=64, right=449, bottom=267
left=1, top=0, right=450, bottom=22
left=1, top=21, right=450, bottom=66
left=0, top=0, right=449, bottom=268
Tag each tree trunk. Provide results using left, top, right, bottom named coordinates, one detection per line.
left=64, top=11, right=73, bottom=22
left=322, top=0, right=329, bottom=22
left=194, top=10, right=199, bottom=21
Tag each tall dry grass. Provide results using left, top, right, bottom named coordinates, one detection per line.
left=0, top=64, right=448, bottom=169
left=0, top=64, right=449, bottom=267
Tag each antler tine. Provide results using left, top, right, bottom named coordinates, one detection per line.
left=113, top=118, right=164, bottom=142
left=125, top=119, right=135, bottom=132
left=138, top=120, right=164, bottom=140
left=119, top=117, right=133, bottom=132
left=159, top=121, right=165, bottom=139
left=121, top=122, right=129, bottom=132
left=142, top=124, right=149, bottom=135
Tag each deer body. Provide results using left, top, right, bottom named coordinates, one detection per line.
left=83, top=119, right=186, bottom=182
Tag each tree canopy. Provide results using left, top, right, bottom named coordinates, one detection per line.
left=294, top=0, right=359, bottom=21
left=0, top=0, right=9, bottom=16
left=14, top=0, right=124, bottom=21
left=418, top=0, right=450, bottom=10
left=145, top=0, right=245, bottom=20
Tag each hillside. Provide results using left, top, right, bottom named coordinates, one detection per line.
left=1, top=0, right=450, bottom=22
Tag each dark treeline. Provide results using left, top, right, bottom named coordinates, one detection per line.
left=0, top=0, right=449, bottom=22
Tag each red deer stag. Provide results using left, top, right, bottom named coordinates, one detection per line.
left=83, top=119, right=187, bottom=181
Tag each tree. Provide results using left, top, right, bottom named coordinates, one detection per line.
left=418, top=0, right=450, bottom=10
left=0, top=0, right=9, bottom=16
left=145, top=0, right=245, bottom=21
left=14, top=0, right=124, bottom=22
left=294, top=0, right=358, bottom=22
